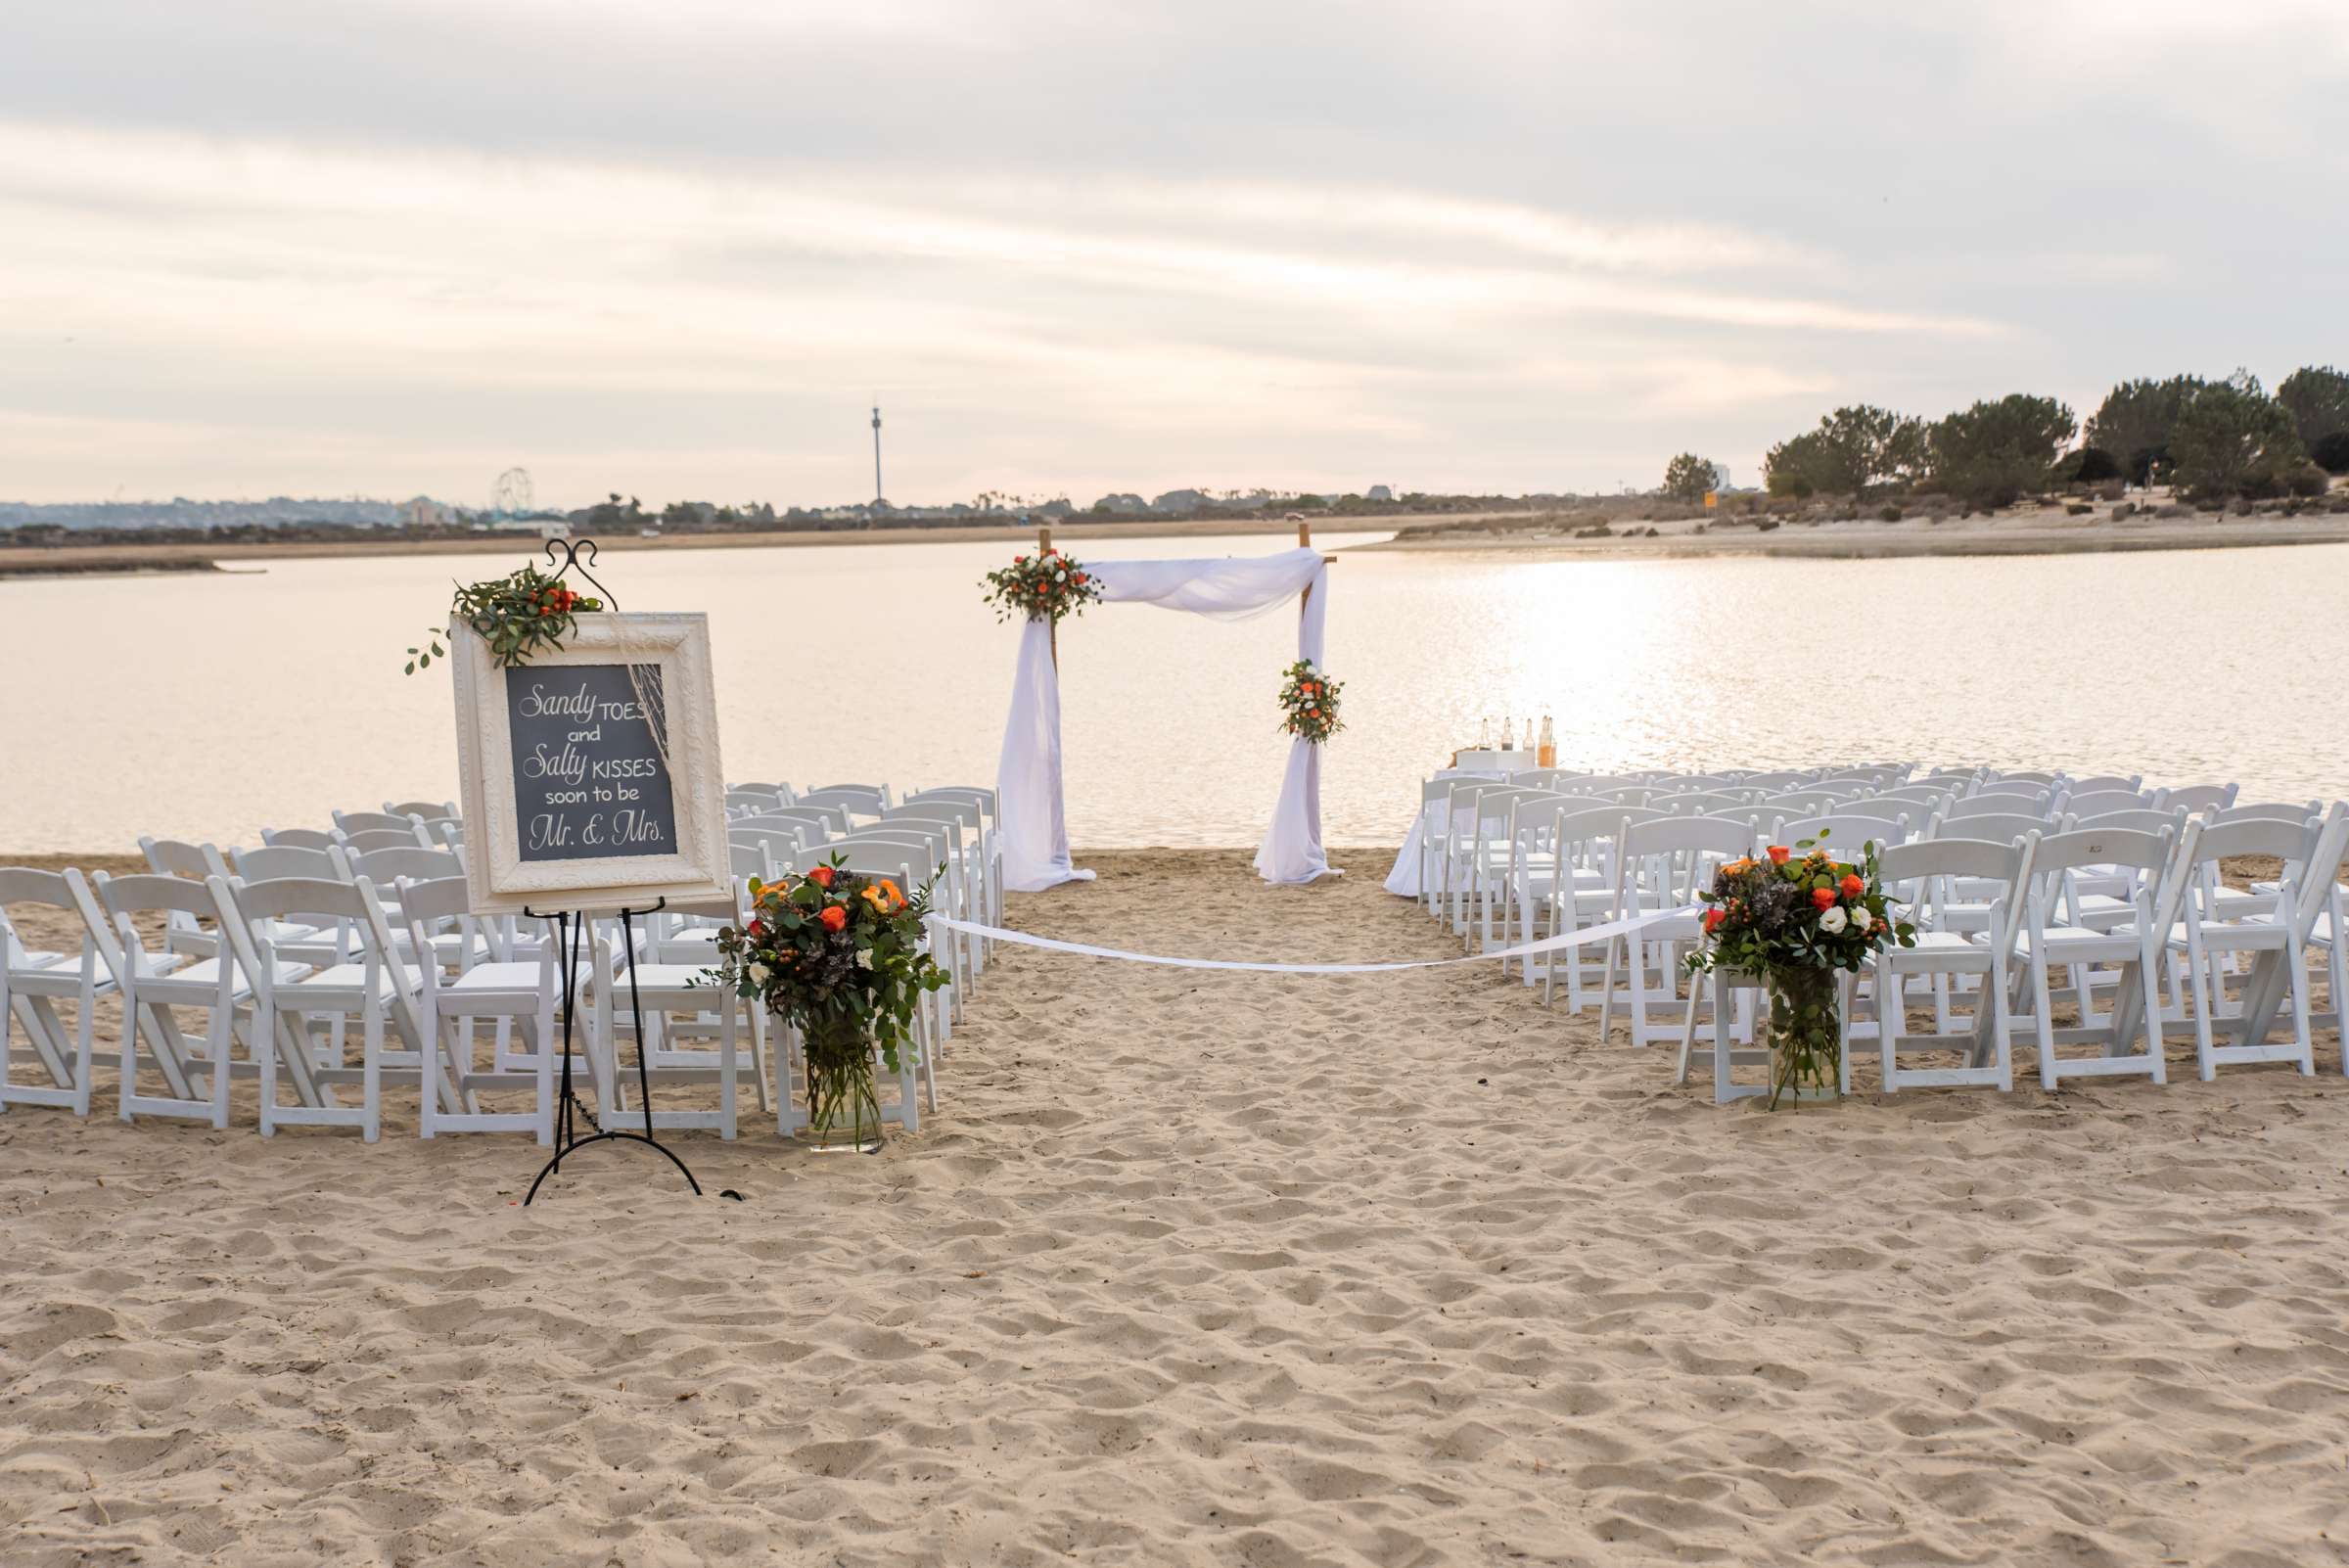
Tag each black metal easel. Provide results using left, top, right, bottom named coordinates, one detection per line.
left=521, top=899, right=701, bottom=1204
left=517, top=536, right=702, bottom=1205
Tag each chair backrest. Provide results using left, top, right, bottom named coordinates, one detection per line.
left=338, top=827, right=431, bottom=854
left=1925, top=810, right=2048, bottom=844
left=2028, top=824, right=2174, bottom=879
left=1983, top=770, right=2060, bottom=787
left=1755, top=791, right=1843, bottom=816
left=1646, top=791, right=1749, bottom=815
left=345, top=846, right=464, bottom=887
left=2213, top=801, right=2324, bottom=826
left=1859, top=786, right=1958, bottom=808
left=728, top=842, right=773, bottom=882
left=230, top=843, right=348, bottom=883
left=735, top=808, right=838, bottom=842
left=906, top=786, right=995, bottom=822
left=2060, top=774, right=2142, bottom=796
left=889, top=800, right=981, bottom=837
left=139, top=836, right=230, bottom=883
left=2160, top=782, right=2239, bottom=814
left=2057, top=789, right=2154, bottom=818
left=792, top=843, right=920, bottom=886
left=802, top=786, right=889, bottom=819
left=2185, top=815, right=2320, bottom=867
left=725, top=790, right=784, bottom=818
left=1619, top=814, right=1759, bottom=907
left=227, top=873, right=372, bottom=929
left=2065, top=807, right=2188, bottom=837
left=1944, top=792, right=2053, bottom=820
left=1878, top=834, right=2039, bottom=939
left=733, top=780, right=798, bottom=804
left=1732, top=772, right=1812, bottom=792
left=385, top=799, right=455, bottom=819
left=0, top=868, right=83, bottom=970
left=259, top=826, right=339, bottom=851
left=94, top=869, right=227, bottom=929
left=730, top=824, right=809, bottom=865
left=334, top=809, right=423, bottom=835
left=1773, top=813, right=1911, bottom=854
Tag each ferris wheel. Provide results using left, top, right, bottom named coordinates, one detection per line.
left=489, top=467, right=534, bottom=515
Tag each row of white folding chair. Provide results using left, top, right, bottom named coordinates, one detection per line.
left=1707, top=811, right=2349, bottom=1098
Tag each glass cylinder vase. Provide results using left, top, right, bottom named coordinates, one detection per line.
left=800, top=1012, right=884, bottom=1152
left=1763, top=964, right=1843, bottom=1108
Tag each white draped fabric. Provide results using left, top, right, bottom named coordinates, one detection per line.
left=993, top=546, right=1336, bottom=892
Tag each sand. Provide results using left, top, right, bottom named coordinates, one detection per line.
left=6, top=849, right=2348, bottom=1566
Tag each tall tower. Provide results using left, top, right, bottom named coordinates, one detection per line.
left=870, top=403, right=884, bottom=505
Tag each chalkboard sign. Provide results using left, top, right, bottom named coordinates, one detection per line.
left=452, top=609, right=728, bottom=916
left=505, top=665, right=678, bottom=861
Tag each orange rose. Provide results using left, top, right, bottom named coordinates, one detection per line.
left=1812, top=887, right=1837, bottom=910
left=819, top=905, right=848, bottom=932
left=1839, top=873, right=1865, bottom=899
left=1767, top=846, right=1791, bottom=865
left=1702, top=908, right=1725, bottom=934
left=808, top=864, right=835, bottom=889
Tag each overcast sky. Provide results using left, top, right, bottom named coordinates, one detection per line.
left=4, top=1, right=2346, bottom=508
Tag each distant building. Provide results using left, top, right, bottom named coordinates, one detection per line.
left=1366, top=484, right=1394, bottom=503
left=397, top=496, right=454, bottom=528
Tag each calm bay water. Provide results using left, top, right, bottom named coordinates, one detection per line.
left=4, top=533, right=2345, bottom=854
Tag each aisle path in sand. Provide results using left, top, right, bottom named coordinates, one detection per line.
left=4, top=849, right=2346, bottom=1566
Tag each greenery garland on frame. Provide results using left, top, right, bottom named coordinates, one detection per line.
left=403, top=564, right=604, bottom=673
left=1276, top=659, right=1343, bottom=744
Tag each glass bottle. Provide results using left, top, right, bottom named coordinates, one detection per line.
left=1538, top=714, right=1556, bottom=768
left=1499, top=715, right=1514, bottom=752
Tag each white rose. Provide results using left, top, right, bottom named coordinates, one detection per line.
left=1055, top=569, right=1067, bottom=581
left=1850, top=906, right=1873, bottom=933
left=855, top=950, right=874, bottom=969
left=1818, top=905, right=1848, bottom=935
left=747, top=962, right=770, bottom=985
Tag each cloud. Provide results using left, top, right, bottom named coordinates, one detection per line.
left=0, top=1, right=2342, bottom=504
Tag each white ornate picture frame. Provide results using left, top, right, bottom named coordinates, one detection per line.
left=451, top=611, right=730, bottom=915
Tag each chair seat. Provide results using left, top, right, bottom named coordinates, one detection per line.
left=446, top=961, right=600, bottom=993
left=299, top=961, right=429, bottom=997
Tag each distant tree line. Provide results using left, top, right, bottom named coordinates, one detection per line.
left=1664, top=365, right=2349, bottom=511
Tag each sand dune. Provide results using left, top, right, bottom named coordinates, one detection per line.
left=5, top=849, right=2347, bottom=1565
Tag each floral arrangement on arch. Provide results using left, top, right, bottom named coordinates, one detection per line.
left=1276, top=659, right=1344, bottom=744
left=404, top=564, right=603, bottom=673
left=981, top=546, right=1100, bottom=624
left=700, top=857, right=948, bottom=1146
left=1684, top=834, right=1915, bottom=1106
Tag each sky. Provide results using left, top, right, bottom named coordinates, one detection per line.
left=4, top=1, right=2346, bottom=510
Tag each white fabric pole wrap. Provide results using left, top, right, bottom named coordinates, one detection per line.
left=992, top=546, right=1332, bottom=893
left=927, top=902, right=1698, bottom=975
left=994, top=617, right=1090, bottom=893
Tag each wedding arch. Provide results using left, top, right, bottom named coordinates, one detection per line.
left=993, top=525, right=1338, bottom=892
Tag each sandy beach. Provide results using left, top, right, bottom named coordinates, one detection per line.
left=6, top=848, right=2347, bottom=1566
left=1361, top=499, right=2349, bottom=561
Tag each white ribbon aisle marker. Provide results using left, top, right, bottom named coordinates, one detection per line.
left=928, top=905, right=1700, bottom=976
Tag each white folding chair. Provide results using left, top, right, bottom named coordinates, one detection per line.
left=1, top=869, right=119, bottom=1116
left=1598, top=815, right=1757, bottom=1048
left=1869, top=834, right=2037, bottom=1092
left=2011, top=825, right=2174, bottom=1090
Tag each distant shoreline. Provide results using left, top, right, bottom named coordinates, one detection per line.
left=1359, top=505, right=2349, bottom=562
left=0, top=515, right=1350, bottom=579
left=6, top=503, right=2349, bottom=578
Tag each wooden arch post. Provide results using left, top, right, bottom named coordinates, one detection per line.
left=1039, top=525, right=1056, bottom=666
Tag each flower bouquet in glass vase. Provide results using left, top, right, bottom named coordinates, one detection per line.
left=1684, top=835, right=1914, bottom=1107
left=702, top=857, right=947, bottom=1150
